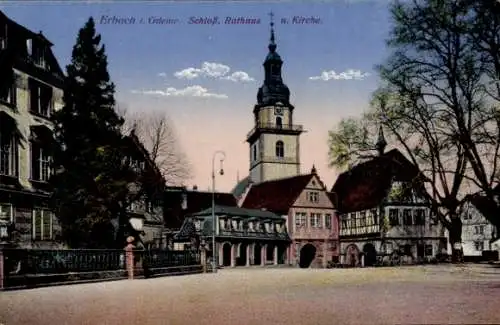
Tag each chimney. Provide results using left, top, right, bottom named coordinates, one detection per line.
left=193, top=185, right=198, bottom=191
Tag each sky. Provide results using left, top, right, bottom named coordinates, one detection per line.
left=1, top=0, right=393, bottom=192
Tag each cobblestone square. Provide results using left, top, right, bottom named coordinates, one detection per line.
left=1, top=265, right=499, bottom=325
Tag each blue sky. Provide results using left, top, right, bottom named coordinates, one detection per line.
left=1, top=1, right=393, bottom=191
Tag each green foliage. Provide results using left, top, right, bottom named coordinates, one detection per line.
left=327, top=117, right=376, bottom=170
left=50, top=17, right=137, bottom=248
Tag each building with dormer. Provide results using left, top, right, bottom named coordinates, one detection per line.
left=331, top=128, right=447, bottom=266
left=0, top=11, right=65, bottom=248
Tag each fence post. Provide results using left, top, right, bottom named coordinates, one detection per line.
left=125, top=236, right=135, bottom=280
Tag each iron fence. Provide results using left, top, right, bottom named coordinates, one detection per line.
left=141, top=249, right=200, bottom=268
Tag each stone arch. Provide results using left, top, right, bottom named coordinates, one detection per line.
left=363, top=243, right=377, bottom=267
left=253, top=243, right=262, bottom=265
left=219, top=241, right=232, bottom=267
left=345, top=244, right=360, bottom=267
left=237, top=242, right=248, bottom=266
left=299, top=243, right=317, bottom=268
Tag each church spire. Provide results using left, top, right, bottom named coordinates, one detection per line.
left=268, top=11, right=277, bottom=53
left=375, top=125, right=387, bottom=156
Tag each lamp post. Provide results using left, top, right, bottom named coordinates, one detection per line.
left=211, top=150, right=226, bottom=273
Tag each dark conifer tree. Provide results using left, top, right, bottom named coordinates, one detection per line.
left=51, top=17, right=134, bottom=248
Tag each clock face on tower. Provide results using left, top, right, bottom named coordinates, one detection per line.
left=274, top=106, right=283, bottom=116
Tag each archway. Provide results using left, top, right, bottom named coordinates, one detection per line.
left=237, top=243, right=248, bottom=266
left=299, top=244, right=316, bottom=268
left=345, top=244, right=360, bottom=267
left=363, top=243, right=377, bottom=267
left=277, top=245, right=287, bottom=264
left=222, top=243, right=232, bottom=267
left=266, top=244, right=274, bottom=262
left=254, top=243, right=262, bottom=265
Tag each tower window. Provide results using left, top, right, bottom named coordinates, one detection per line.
left=275, top=140, right=284, bottom=158
left=276, top=116, right=282, bottom=129
left=252, top=144, right=257, bottom=161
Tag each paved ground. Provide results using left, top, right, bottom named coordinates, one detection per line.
left=1, top=264, right=499, bottom=325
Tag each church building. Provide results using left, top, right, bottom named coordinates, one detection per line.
left=234, top=16, right=339, bottom=268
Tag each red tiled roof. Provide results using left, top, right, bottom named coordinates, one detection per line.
left=331, top=149, right=421, bottom=214
left=164, top=188, right=237, bottom=229
left=241, top=174, right=314, bottom=215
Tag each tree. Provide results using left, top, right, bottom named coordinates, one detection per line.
left=327, top=118, right=374, bottom=171
left=118, top=107, right=192, bottom=186
left=328, top=0, right=500, bottom=262
left=50, top=17, right=134, bottom=248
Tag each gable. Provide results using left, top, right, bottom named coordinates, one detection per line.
left=293, top=187, right=334, bottom=209
left=304, top=175, right=324, bottom=190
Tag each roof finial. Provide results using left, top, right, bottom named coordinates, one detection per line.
left=311, top=164, right=317, bottom=175
left=268, top=11, right=276, bottom=53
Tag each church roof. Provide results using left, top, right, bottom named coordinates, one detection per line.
left=241, top=174, right=314, bottom=215
left=331, top=149, right=422, bottom=214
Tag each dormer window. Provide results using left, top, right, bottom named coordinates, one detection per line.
left=33, top=44, right=46, bottom=69
left=26, top=39, right=33, bottom=56
left=0, top=24, right=6, bottom=50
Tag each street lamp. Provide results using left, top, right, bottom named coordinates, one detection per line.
left=211, top=150, right=226, bottom=273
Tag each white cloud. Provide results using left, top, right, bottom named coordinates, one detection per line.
left=131, top=85, right=228, bottom=99
left=173, top=62, right=254, bottom=82
left=158, top=72, right=167, bottom=78
left=309, top=69, right=371, bottom=81
left=222, top=71, right=255, bottom=82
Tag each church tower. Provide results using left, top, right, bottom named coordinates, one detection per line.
left=246, top=13, right=304, bottom=184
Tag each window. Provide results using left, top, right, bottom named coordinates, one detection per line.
left=310, top=213, right=321, bottom=228
left=294, top=212, right=307, bottom=229
left=0, top=203, right=13, bottom=222
left=30, top=143, right=51, bottom=181
left=0, top=24, right=6, bottom=50
left=414, top=209, right=425, bottom=225
left=33, top=209, right=53, bottom=240
left=463, top=211, right=472, bottom=220
left=26, top=39, right=33, bottom=56
left=219, top=219, right=225, bottom=230
left=32, top=43, right=46, bottom=68
left=307, top=191, right=319, bottom=203
left=424, top=245, right=433, bottom=256
left=474, top=241, right=484, bottom=251
left=252, top=144, right=257, bottom=161
left=0, top=130, right=18, bottom=177
left=475, top=226, right=484, bottom=235
left=29, top=79, right=53, bottom=118
left=0, top=76, right=16, bottom=106
left=359, top=211, right=366, bottom=227
left=402, top=209, right=413, bottom=225
left=389, top=208, right=400, bottom=226
left=276, top=116, right=282, bottom=128
left=275, top=140, right=284, bottom=158
left=324, top=214, right=332, bottom=229
left=341, top=215, right=348, bottom=229
left=372, top=209, right=378, bottom=224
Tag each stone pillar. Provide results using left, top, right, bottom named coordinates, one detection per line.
left=273, top=245, right=278, bottom=265
left=246, top=244, right=251, bottom=266
left=218, top=243, right=224, bottom=267
left=261, top=245, right=267, bottom=266
left=361, top=254, right=365, bottom=267
left=125, top=236, right=135, bottom=280
left=230, top=244, right=236, bottom=267
left=0, top=248, right=4, bottom=289
left=201, top=247, right=207, bottom=273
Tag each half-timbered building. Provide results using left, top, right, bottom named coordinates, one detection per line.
left=332, top=130, right=447, bottom=266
